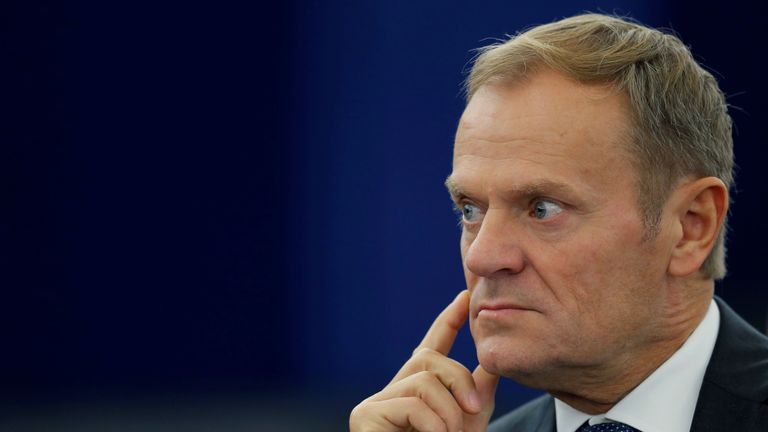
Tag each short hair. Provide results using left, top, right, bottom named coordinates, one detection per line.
left=465, top=13, right=734, bottom=280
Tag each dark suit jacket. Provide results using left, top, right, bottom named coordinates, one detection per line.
left=488, top=298, right=768, bottom=431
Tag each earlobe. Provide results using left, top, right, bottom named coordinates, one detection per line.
left=668, top=177, right=729, bottom=278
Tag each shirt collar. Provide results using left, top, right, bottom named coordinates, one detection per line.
left=554, top=299, right=720, bottom=432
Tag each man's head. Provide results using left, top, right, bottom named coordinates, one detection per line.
left=466, top=13, right=733, bottom=279
left=446, top=14, right=732, bottom=400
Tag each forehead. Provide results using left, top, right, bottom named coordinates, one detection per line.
left=452, top=70, right=634, bottom=196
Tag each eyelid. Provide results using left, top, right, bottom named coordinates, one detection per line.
left=531, top=198, right=566, bottom=221
left=530, top=196, right=567, bottom=209
left=455, top=195, right=482, bottom=208
left=467, top=200, right=487, bottom=213
left=451, top=193, right=472, bottom=205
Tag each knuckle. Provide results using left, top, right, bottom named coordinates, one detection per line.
left=348, top=401, right=371, bottom=429
left=411, top=347, right=444, bottom=371
left=445, top=359, right=474, bottom=387
left=412, top=346, right=434, bottom=358
left=350, top=399, right=373, bottom=416
left=403, top=395, right=429, bottom=411
left=407, top=393, right=453, bottom=432
left=414, top=369, right=440, bottom=384
left=404, top=395, right=422, bottom=404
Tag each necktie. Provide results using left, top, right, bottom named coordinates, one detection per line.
left=576, top=421, right=640, bottom=431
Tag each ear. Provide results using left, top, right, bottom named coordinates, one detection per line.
left=668, top=177, right=729, bottom=277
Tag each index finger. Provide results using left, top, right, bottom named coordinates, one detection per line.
left=414, top=290, right=470, bottom=356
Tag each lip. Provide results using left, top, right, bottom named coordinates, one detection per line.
left=476, top=302, right=533, bottom=319
left=478, top=302, right=529, bottom=311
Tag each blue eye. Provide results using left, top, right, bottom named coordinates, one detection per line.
left=461, top=203, right=481, bottom=222
left=533, top=200, right=562, bottom=219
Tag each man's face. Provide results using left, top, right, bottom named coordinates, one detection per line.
left=449, top=70, right=674, bottom=388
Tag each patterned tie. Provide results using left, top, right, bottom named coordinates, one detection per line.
left=576, top=421, right=640, bottom=431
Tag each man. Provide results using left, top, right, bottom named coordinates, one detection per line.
left=349, top=13, right=768, bottom=432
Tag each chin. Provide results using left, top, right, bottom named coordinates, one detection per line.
left=477, top=337, right=531, bottom=375
left=475, top=336, right=558, bottom=387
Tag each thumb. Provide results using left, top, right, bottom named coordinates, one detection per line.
left=473, top=364, right=500, bottom=412
left=463, top=365, right=500, bottom=432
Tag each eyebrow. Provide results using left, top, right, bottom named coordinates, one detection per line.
left=444, top=175, right=579, bottom=201
left=444, top=176, right=464, bottom=199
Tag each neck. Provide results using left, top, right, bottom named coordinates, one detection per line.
left=550, top=280, right=714, bottom=415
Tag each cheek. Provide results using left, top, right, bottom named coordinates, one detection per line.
left=532, top=231, right=639, bottom=314
left=460, top=232, right=476, bottom=287
left=540, top=223, right=658, bottom=331
left=529, top=243, right=593, bottom=302
left=463, top=267, right=480, bottom=296
left=459, top=229, right=471, bottom=255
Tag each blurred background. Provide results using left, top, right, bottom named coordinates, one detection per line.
left=4, top=0, right=768, bottom=430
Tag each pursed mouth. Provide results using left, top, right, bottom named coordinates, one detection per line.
left=475, top=302, right=534, bottom=318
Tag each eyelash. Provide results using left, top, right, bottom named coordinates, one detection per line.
left=452, top=203, right=467, bottom=226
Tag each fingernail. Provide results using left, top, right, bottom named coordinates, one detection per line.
left=468, top=390, right=481, bottom=411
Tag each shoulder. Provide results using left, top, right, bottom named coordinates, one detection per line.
left=488, top=394, right=555, bottom=432
left=690, top=297, right=768, bottom=430
left=709, top=297, right=768, bottom=401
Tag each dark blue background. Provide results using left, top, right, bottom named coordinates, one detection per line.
left=5, top=1, right=767, bottom=429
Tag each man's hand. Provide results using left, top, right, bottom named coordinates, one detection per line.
left=349, top=290, right=500, bottom=432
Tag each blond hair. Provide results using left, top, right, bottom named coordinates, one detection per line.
left=466, top=13, right=734, bottom=280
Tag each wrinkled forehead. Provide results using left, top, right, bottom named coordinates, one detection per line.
left=450, top=71, right=638, bottom=200
left=454, top=71, right=633, bottom=164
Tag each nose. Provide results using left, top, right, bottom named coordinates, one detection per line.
left=463, top=210, right=526, bottom=278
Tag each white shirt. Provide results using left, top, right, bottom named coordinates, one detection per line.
left=554, top=299, right=720, bottom=432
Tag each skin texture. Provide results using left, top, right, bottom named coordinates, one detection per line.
left=349, top=68, right=728, bottom=430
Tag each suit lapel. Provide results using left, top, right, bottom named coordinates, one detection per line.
left=689, top=298, right=768, bottom=431
left=488, top=394, right=556, bottom=432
